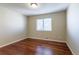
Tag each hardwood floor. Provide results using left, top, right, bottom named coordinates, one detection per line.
left=0, top=38, right=72, bottom=55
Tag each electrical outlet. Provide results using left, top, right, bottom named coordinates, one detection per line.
left=46, top=38, right=48, bottom=39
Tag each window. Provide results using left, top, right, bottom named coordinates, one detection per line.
left=36, top=18, right=52, bottom=31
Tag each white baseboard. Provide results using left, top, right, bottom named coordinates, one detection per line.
left=66, top=41, right=75, bottom=55
left=0, top=37, right=27, bottom=48
left=0, top=37, right=66, bottom=48
left=27, top=37, right=66, bottom=43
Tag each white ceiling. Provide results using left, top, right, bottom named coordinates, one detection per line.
left=0, top=3, right=69, bottom=16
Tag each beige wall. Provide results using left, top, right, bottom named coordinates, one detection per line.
left=67, top=4, right=79, bottom=54
left=0, top=7, right=27, bottom=46
left=28, top=11, right=66, bottom=42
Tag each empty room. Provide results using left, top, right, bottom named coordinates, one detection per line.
left=0, top=3, right=79, bottom=55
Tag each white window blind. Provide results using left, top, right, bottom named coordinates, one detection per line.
left=36, top=18, right=52, bottom=31
left=37, top=19, right=43, bottom=31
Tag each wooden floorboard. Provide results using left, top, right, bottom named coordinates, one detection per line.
left=0, top=38, right=72, bottom=55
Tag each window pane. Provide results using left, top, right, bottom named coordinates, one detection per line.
left=36, top=19, right=43, bottom=31
left=44, top=18, right=52, bottom=31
